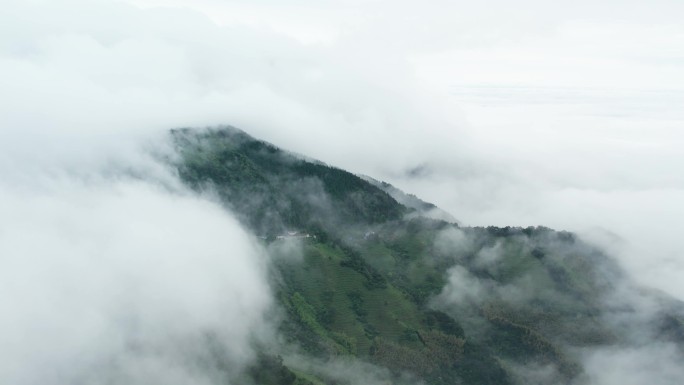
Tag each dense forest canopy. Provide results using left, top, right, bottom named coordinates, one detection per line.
left=172, top=127, right=684, bottom=385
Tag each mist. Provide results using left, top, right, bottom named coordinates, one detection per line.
left=2, top=0, right=683, bottom=383
left=0, top=169, right=273, bottom=384
left=0, top=12, right=278, bottom=376
left=429, top=224, right=684, bottom=384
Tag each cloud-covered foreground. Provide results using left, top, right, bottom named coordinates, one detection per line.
left=0, top=171, right=271, bottom=384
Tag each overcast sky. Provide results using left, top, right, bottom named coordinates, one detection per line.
left=1, top=1, right=683, bottom=382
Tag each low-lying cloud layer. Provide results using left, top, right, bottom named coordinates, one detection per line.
left=430, top=224, right=684, bottom=385
left=0, top=26, right=275, bottom=377
left=2, top=0, right=683, bottom=383
left=0, top=148, right=272, bottom=384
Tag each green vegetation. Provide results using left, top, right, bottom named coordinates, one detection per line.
left=172, top=127, right=405, bottom=236
left=172, top=127, right=684, bottom=385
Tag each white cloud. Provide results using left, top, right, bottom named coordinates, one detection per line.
left=4, top=0, right=683, bottom=297
left=0, top=2, right=281, bottom=382
left=0, top=176, right=272, bottom=384
left=581, top=344, right=684, bottom=385
left=1, top=1, right=683, bottom=381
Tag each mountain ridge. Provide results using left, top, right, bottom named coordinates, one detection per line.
left=170, top=126, right=684, bottom=385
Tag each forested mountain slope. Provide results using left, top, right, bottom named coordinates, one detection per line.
left=171, top=127, right=684, bottom=385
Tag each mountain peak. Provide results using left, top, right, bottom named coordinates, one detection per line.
left=172, top=126, right=414, bottom=236
left=170, top=126, right=684, bottom=385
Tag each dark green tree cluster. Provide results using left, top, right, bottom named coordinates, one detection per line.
left=172, top=127, right=404, bottom=236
